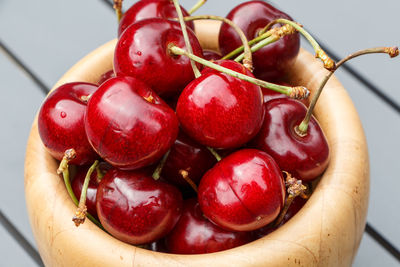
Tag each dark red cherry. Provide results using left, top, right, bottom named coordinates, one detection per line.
left=71, top=162, right=111, bottom=218
left=176, top=60, right=264, bottom=149
left=97, top=70, right=115, bottom=85
left=85, top=76, right=179, bottom=170
left=118, top=0, right=194, bottom=37
left=161, top=131, right=217, bottom=189
left=251, top=98, right=330, bottom=181
left=38, top=82, right=98, bottom=165
left=198, top=149, right=285, bottom=232
left=219, top=1, right=300, bottom=81
left=96, top=169, right=183, bottom=245
left=253, top=196, right=307, bottom=238
left=114, top=18, right=203, bottom=97
left=203, top=50, right=222, bottom=61
left=165, top=198, right=252, bottom=254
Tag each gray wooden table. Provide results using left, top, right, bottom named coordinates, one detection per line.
left=1, top=0, right=399, bottom=266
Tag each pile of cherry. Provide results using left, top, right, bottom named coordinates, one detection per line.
left=37, top=0, right=397, bottom=255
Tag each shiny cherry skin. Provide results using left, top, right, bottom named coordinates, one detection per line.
left=118, top=0, right=193, bottom=37
left=254, top=196, right=307, bottom=238
left=203, top=50, right=222, bottom=61
left=97, top=70, right=115, bottom=85
left=219, top=1, right=300, bottom=82
left=96, top=169, right=183, bottom=245
left=165, top=198, right=252, bottom=254
left=85, top=76, right=179, bottom=170
left=38, top=82, right=98, bottom=165
left=161, top=131, right=217, bottom=189
left=71, top=162, right=111, bottom=218
left=198, top=149, right=285, bottom=232
left=114, top=18, right=203, bottom=97
left=176, top=60, right=264, bottom=149
left=251, top=98, right=330, bottom=181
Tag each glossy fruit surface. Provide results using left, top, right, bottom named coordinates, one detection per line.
left=114, top=18, right=203, bottom=97
left=203, top=50, right=221, bottom=61
left=161, top=131, right=217, bottom=188
left=165, top=198, right=252, bottom=254
left=38, top=82, right=98, bottom=165
left=118, top=0, right=194, bottom=37
left=176, top=60, right=264, bottom=149
left=85, top=76, right=178, bottom=170
left=96, top=169, right=183, bottom=245
left=97, top=70, right=115, bottom=85
left=251, top=98, right=329, bottom=181
left=219, top=1, right=300, bottom=81
left=198, top=149, right=285, bottom=231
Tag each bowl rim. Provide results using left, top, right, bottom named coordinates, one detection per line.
left=24, top=20, right=369, bottom=267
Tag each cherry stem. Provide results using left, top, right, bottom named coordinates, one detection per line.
left=169, top=46, right=310, bottom=99
left=152, top=150, right=171, bottom=180
left=296, top=46, right=399, bottom=135
left=234, top=24, right=296, bottom=63
left=261, top=18, right=336, bottom=71
left=73, top=160, right=99, bottom=227
left=179, top=170, right=198, bottom=192
left=113, top=0, right=123, bottom=23
left=207, top=147, right=222, bottom=162
left=274, top=171, right=309, bottom=227
left=183, top=15, right=253, bottom=70
left=57, top=150, right=104, bottom=229
left=188, top=0, right=207, bottom=15
left=95, top=164, right=105, bottom=183
left=172, top=0, right=201, bottom=78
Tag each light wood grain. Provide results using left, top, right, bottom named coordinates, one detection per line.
left=24, top=20, right=369, bottom=267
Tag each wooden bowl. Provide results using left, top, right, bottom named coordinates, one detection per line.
left=24, top=21, right=369, bottom=267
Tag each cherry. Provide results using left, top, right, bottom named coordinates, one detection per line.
left=161, top=131, right=217, bottom=189
left=250, top=98, right=329, bottom=181
left=71, top=162, right=111, bottom=218
left=165, top=198, right=252, bottom=254
left=176, top=60, right=264, bottom=149
left=97, top=70, right=115, bottom=85
left=253, top=196, right=307, bottom=238
left=114, top=18, right=203, bottom=97
left=96, top=168, right=182, bottom=245
left=203, top=50, right=221, bottom=61
left=85, top=76, right=179, bottom=170
left=118, top=0, right=194, bottom=37
left=198, top=149, right=285, bottom=232
left=38, top=82, right=98, bottom=165
left=219, top=1, right=300, bottom=81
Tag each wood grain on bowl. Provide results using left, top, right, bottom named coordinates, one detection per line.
left=24, top=20, right=369, bottom=267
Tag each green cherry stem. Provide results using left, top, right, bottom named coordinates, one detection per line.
left=234, top=24, right=296, bottom=63
left=113, top=0, right=123, bottom=23
left=207, top=147, right=222, bottom=162
left=296, top=46, right=399, bottom=135
left=169, top=46, right=310, bottom=99
left=152, top=150, right=171, bottom=180
left=72, top=160, right=99, bottom=227
left=182, top=15, right=253, bottom=70
left=172, top=0, right=201, bottom=78
left=188, top=0, right=207, bottom=15
left=260, top=18, right=336, bottom=71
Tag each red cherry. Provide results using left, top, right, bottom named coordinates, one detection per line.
left=176, top=60, right=264, bottom=149
left=254, top=196, right=307, bottom=238
left=251, top=98, right=330, bottom=181
left=71, top=162, right=111, bottom=218
left=96, top=169, right=183, bottom=245
left=202, top=50, right=222, bottom=61
left=38, top=82, right=98, bottom=165
left=161, top=131, right=217, bottom=189
left=118, top=0, right=194, bottom=37
left=97, top=70, right=115, bottom=85
left=219, top=1, right=300, bottom=81
left=198, top=149, right=285, bottom=232
left=165, top=198, right=252, bottom=254
left=114, top=18, right=203, bottom=97
left=85, top=76, right=179, bottom=170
